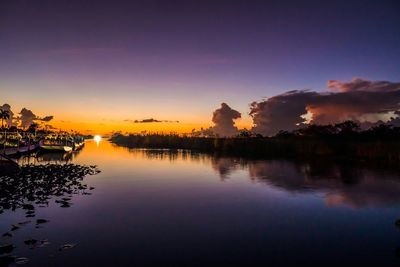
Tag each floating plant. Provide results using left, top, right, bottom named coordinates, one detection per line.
left=0, top=163, right=100, bottom=266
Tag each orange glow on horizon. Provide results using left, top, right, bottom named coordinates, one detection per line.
left=2, top=101, right=253, bottom=135
left=43, top=116, right=253, bottom=135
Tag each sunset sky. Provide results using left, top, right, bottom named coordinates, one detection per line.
left=1, top=0, right=399, bottom=134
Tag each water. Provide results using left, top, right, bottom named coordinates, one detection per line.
left=2, top=140, right=400, bottom=266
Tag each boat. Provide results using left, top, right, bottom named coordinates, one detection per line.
left=40, top=133, right=74, bottom=152
left=73, top=135, right=85, bottom=150
left=0, top=132, right=40, bottom=156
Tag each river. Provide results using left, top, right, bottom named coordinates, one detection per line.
left=1, top=139, right=400, bottom=266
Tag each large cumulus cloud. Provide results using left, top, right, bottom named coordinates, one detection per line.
left=4, top=106, right=55, bottom=128
left=250, top=78, right=400, bottom=136
left=20, top=108, right=37, bottom=128
left=211, top=103, right=241, bottom=137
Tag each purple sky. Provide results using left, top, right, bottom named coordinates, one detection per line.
left=0, top=0, right=399, bottom=132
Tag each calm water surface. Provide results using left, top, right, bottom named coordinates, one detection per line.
left=2, top=140, right=400, bottom=266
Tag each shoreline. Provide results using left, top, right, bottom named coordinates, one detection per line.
left=109, top=134, right=400, bottom=166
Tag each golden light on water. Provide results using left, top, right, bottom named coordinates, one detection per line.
left=94, top=135, right=102, bottom=145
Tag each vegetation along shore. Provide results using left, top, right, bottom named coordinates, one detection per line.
left=110, top=121, right=400, bottom=164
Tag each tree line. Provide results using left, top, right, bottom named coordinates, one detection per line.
left=110, top=121, right=400, bottom=163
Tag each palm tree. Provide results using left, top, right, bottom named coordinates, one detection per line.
left=28, top=122, right=39, bottom=134
left=0, top=109, right=10, bottom=129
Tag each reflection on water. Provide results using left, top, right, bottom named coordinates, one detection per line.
left=119, top=148, right=400, bottom=209
left=16, top=149, right=83, bottom=165
left=247, top=161, right=400, bottom=208
left=0, top=150, right=98, bottom=266
left=2, top=140, right=400, bottom=266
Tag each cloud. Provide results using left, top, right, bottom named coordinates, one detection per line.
left=18, top=108, right=54, bottom=128
left=250, top=91, right=317, bottom=136
left=192, top=103, right=241, bottom=137
left=19, top=108, right=37, bottom=128
left=37, top=115, right=54, bottom=122
left=250, top=78, right=400, bottom=136
left=211, top=103, right=241, bottom=137
left=44, top=124, right=57, bottom=130
left=124, top=118, right=179, bottom=123
left=327, top=78, right=400, bottom=92
left=135, top=118, right=161, bottom=123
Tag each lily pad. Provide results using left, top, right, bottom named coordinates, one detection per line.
left=24, top=239, right=38, bottom=246
left=22, top=204, right=34, bottom=211
left=59, top=243, right=76, bottom=251
left=11, top=225, right=20, bottom=231
left=36, top=219, right=49, bottom=224
left=0, top=255, right=16, bottom=265
left=18, top=221, right=31, bottom=226
left=0, top=244, right=15, bottom=254
left=2, top=232, right=12, bottom=238
left=15, top=257, right=29, bottom=265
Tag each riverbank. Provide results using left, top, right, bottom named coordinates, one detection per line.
left=109, top=133, right=400, bottom=164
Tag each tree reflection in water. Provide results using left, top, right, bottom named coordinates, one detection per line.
left=124, top=149, right=400, bottom=209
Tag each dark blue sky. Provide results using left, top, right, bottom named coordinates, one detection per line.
left=0, top=0, right=399, bottom=132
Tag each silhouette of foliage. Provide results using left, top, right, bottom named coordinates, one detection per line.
left=110, top=121, right=400, bottom=163
left=0, top=109, right=10, bottom=129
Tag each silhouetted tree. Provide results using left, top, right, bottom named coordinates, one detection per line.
left=238, top=129, right=251, bottom=138
left=296, top=124, right=336, bottom=137
left=0, top=109, right=10, bottom=129
left=27, top=122, right=39, bottom=134
left=334, top=121, right=360, bottom=135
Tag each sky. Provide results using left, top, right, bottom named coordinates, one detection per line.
left=0, top=0, right=399, bottom=134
